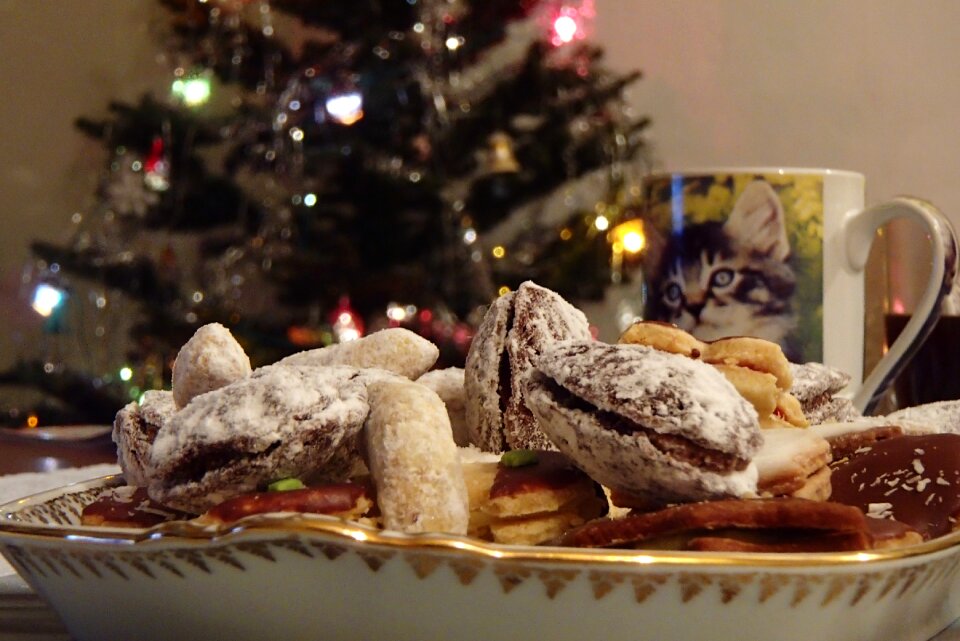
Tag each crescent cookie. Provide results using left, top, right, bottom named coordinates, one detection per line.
left=525, top=340, right=762, bottom=507
left=701, top=336, right=793, bottom=390
left=364, top=380, right=469, bottom=535
left=112, top=390, right=177, bottom=487
left=171, top=323, right=252, bottom=408
left=276, top=328, right=439, bottom=380
left=416, top=367, right=469, bottom=447
left=148, top=365, right=370, bottom=514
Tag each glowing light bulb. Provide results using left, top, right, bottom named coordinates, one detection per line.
left=594, top=215, right=610, bottom=231
left=553, top=14, right=579, bottom=44
left=26, top=415, right=38, bottom=428
left=326, top=91, right=364, bottom=126
left=119, top=367, right=133, bottom=382
left=623, top=230, right=645, bottom=254
left=32, top=284, right=65, bottom=317
left=171, top=76, right=212, bottom=107
left=492, top=246, right=506, bottom=259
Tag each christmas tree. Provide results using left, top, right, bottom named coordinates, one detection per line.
left=1, top=0, right=648, bottom=427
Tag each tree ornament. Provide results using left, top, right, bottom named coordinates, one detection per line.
left=544, top=0, right=595, bottom=47
left=143, top=136, right=171, bottom=192
left=485, top=131, right=521, bottom=174
left=105, top=159, right=159, bottom=218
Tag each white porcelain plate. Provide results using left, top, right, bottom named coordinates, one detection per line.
left=2, top=476, right=960, bottom=641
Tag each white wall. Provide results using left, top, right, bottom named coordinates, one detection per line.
left=2, top=0, right=958, bottom=365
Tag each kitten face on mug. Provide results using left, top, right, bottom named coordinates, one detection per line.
left=650, top=180, right=798, bottom=353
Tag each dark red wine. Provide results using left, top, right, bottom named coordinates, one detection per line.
left=885, top=314, right=960, bottom=408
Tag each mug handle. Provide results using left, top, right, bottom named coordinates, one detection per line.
left=844, top=197, right=959, bottom=415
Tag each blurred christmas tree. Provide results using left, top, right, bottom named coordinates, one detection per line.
left=1, top=0, right=649, bottom=427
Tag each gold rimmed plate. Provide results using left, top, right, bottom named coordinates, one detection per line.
left=2, top=476, right=960, bottom=641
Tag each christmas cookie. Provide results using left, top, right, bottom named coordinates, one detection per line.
left=171, top=323, right=252, bottom=408
left=464, top=281, right=591, bottom=453
left=364, top=379, right=469, bottom=535
left=524, top=340, right=762, bottom=508
left=416, top=367, right=468, bottom=447
left=277, top=327, right=439, bottom=381
left=148, top=365, right=370, bottom=513
left=112, top=389, right=177, bottom=487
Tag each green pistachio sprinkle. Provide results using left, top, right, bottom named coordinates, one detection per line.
left=500, top=449, right=539, bottom=468
left=267, top=478, right=306, bottom=492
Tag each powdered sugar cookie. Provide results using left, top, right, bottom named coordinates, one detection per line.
left=171, top=323, right=252, bottom=408
left=364, top=380, right=469, bottom=535
left=276, top=328, right=439, bottom=380
left=112, top=390, right=177, bottom=487
left=149, top=365, right=370, bottom=513
left=417, top=367, right=468, bottom=447
left=525, top=340, right=762, bottom=507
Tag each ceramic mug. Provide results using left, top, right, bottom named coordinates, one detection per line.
left=638, top=168, right=958, bottom=414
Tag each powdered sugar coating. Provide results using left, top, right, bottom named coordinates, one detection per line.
left=464, top=291, right=514, bottom=452
left=171, top=323, right=252, bottom=408
left=148, top=365, right=369, bottom=512
left=524, top=377, right=758, bottom=504
left=364, top=380, right=469, bottom=535
left=276, top=328, right=439, bottom=380
left=753, top=427, right=830, bottom=489
left=504, top=281, right=592, bottom=450
left=417, top=367, right=468, bottom=447
left=112, top=390, right=177, bottom=487
left=884, top=400, right=960, bottom=435
left=535, top=341, right=761, bottom=457
left=788, top=362, right=852, bottom=401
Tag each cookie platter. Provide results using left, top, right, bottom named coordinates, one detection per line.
left=2, top=475, right=960, bottom=641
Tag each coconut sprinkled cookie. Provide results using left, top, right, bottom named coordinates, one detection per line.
left=525, top=340, right=762, bottom=507
left=148, top=365, right=370, bottom=513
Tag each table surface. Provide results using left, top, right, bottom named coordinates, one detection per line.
left=0, top=429, right=116, bottom=476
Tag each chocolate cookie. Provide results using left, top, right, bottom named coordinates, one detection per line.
left=148, top=365, right=370, bottom=513
left=464, top=282, right=591, bottom=452
left=524, top=340, right=763, bottom=507
left=112, top=390, right=177, bottom=487
left=789, top=361, right=860, bottom=425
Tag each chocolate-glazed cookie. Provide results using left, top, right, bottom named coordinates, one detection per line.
left=830, top=433, right=960, bottom=539
left=524, top=340, right=763, bottom=507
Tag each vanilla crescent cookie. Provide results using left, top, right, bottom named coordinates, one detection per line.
left=364, top=380, right=469, bottom=535
left=416, top=367, right=468, bottom=447
left=171, top=323, right=252, bottom=408
left=276, top=328, right=439, bottom=380
left=112, top=390, right=177, bottom=487
left=524, top=340, right=762, bottom=507
left=148, top=365, right=370, bottom=514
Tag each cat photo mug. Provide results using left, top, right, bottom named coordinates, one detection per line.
left=638, top=168, right=958, bottom=414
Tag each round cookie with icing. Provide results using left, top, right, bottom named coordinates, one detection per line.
left=464, top=281, right=591, bottom=453
left=171, top=323, right=252, bottom=408
left=524, top=340, right=762, bottom=507
left=112, top=390, right=177, bottom=487
left=148, top=365, right=370, bottom=513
